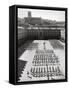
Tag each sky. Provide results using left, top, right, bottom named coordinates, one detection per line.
left=18, top=8, right=65, bottom=21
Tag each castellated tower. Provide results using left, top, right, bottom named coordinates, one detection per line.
left=28, top=11, right=32, bottom=18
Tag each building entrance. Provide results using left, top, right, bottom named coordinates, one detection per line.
left=38, top=31, right=44, bottom=40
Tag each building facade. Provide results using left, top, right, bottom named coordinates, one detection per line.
left=18, top=11, right=65, bottom=46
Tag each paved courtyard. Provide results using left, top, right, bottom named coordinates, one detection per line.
left=18, top=40, right=65, bottom=82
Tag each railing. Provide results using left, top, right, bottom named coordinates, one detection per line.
left=18, top=26, right=65, bottom=30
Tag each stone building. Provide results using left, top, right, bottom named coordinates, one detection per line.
left=18, top=11, right=65, bottom=46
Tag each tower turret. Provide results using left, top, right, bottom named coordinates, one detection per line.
left=28, top=11, right=31, bottom=18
